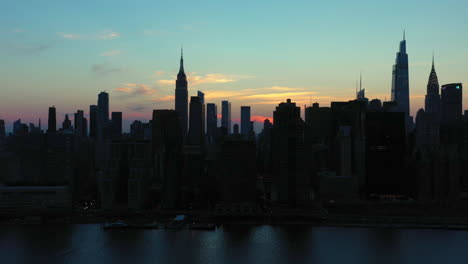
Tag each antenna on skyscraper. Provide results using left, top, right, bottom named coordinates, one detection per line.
left=360, top=72, right=362, bottom=92
left=403, top=29, right=405, bottom=41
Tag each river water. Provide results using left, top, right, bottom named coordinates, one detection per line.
left=1, top=224, right=467, bottom=264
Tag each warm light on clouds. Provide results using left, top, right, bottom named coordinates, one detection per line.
left=157, top=73, right=254, bottom=86
left=152, top=95, right=175, bottom=102
left=113, top=83, right=157, bottom=95
left=98, top=31, right=120, bottom=39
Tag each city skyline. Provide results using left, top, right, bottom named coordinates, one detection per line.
left=2, top=1, right=468, bottom=132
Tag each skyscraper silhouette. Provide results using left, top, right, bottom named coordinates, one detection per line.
left=74, top=110, right=85, bottom=137
left=97, top=92, right=109, bottom=140
left=62, top=114, right=71, bottom=130
left=240, top=106, right=251, bottom=136
left=98, top=92, right=109, bottom=123
left=175, top=49, right=188, bottom=136
left=425, top=55, right=440, bottom=115
left=198, top=91, right=205, bottom=136
left=206, top=103, right=217, bottom=143
left=89, top=105, right=98, bottom=139
left=221, top=101, right=231, bottom=135
left=391, top=32, right=410, bottom=119
left=441, top=83, right=463, bottom=123
left=188, top=96, right=203, bottom=146
left=0, top=119, right=5, bottom=137
left=48, top=106, right=56, bottom=133
left=111, top=112, right=122, bottom=138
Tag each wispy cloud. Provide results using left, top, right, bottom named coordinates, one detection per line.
left=91, top=63, right=124, bottom=75
left=57, top=32, right=82, bottom=39
left=100, top=50, right=121, bottom=56
left=157, top=73, right=254, bottom=86
left=57, top=30, right=120, bottom=40
left=12, top=28, right=25, bottom=33
left=151, top=95, right=175, bottom=102
left=113, top=83, right=157, bottom=95
left=99, top=31, right=120, bottom=39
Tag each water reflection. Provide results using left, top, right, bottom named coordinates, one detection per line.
left=1, top=225, right=468, bottom=264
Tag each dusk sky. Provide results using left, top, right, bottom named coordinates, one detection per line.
left=1, top=0, right=467, bottom=132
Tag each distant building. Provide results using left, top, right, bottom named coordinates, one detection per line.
left=100, top=139, right=153, bottom=209
left=0, top=119, right=6, bottom=137
left=111, top=112, right=122, bottom=138
left=188, top=96, right=203, bottom=146
left=198, top=91, right=205, bottom=135
left=0, top=186, right=71, bottom=210
left=97, top=92, right=110, bottom=141
left=206, top=103, right=217, bottom=143
left=233, top=124, right=239, bottom=135
left=218, top=140, right=257, bottom=204
left=272, top=99, right=310, bottom=206
left=368, top=99, right=382, bottom=112
left=221, top=101, right=231, bottom=135
left=175, top=49, right=188, bottom=136
left=391, top=32, right=410, bottom=123
left=366, top=111, right=407, bottom=195
left=152, top=110, right=183, bottom=209
left=48, top=106, right=56, bottom=133
left=441, top=83, right=463, bottom=124
left=62, top=114, right=72, bottom=130
left=89, top=105, right=98, bottom=139
left=240, top=106, right=251, bottom=136
left=74, top=110, right=86, bottom=137
left=425, top=57, right=441, bottom=115
left=13, top=119, right=28, bottom=135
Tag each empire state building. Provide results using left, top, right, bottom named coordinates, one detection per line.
left=175, top=49, right=188, bottom=136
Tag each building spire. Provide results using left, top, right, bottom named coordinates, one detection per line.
left=177, top=46, right=186, bottom=79
left=403, top=29, right=405, bottom=41
left=432, top=51, right=435, bottom=68
left=360, top=72, right=362, bottom=91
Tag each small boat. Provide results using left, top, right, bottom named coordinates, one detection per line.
left=103, top=220, right=128, bottom=229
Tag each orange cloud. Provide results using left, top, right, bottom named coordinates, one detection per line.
left=152, top=95, right=175, bottom=102
left=157, top=73, right=254, bottom=86
left=113, top=84, right=157, bottom=95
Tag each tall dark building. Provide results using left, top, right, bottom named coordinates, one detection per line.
left=48, top=106, right=56, bottom=133
left=89, top=105, right=98, bottom=139
left=198, top=91, right=205, bottom=136
left=111, top=112, right=122, bottom=138
left=240, top=106, right=251, bottom=136
left=233, top=124, right=239, bottom=135
left=218, top=141, right=257, bottom=204
left=175, top=49, right=188, bottom=136
left=272, top=99, right=310, bottom=206
left=391, top=32, right=410, bottom=120
left=425, top=56, right=440, bottom=115
left=0, top=119, right=5, bottom=137
left=62, top=114, right=71, bottom=130
left=97, top=92, right=110, bottom=141
left=74, top=110, right=85, bottom=137
left=152, top=110, right=183, bottom=209
left=188, top=96, right=203, bottom=146
left=206, top=103, right=217, bottom=143
left=441, top=83, right=463, bottom=123
left=98, top=92, right=109, bottom=123
left=221, top=101, right=231, bottom=135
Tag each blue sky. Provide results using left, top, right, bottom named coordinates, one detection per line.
left=1, top=0, right=467, bottom=131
